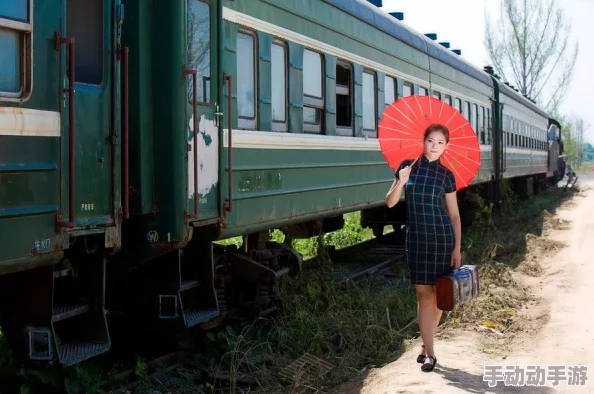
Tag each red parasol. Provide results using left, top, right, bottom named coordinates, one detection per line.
left=378, top=95, right=481, bottom=190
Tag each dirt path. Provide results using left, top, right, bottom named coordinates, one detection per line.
left=335, top=180, right=594, bottom=394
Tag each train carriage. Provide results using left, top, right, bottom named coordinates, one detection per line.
left=495, top=80, right=551, bottom=194
left=0, top=0, right=120, bottom=365
left=0, top=0, right=563, bottom=367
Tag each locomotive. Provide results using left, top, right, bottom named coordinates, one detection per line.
left=0, top=0, right=563, bottom=366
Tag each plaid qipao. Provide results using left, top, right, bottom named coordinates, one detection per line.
left=395, top=156, right=457, bottom=285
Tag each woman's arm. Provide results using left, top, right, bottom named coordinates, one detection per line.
left=445, top=192, right=462, bottom=267
left=386, top=161, right=411, bottom=208
left=385, top=178, right=405, bottom=208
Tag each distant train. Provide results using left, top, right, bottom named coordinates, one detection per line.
left=0, top=0, right=563, bottom=367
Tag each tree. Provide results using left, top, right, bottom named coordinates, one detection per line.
left=484, top=0, right=579, bottom=113
left=584, top=143, right=594, bottom=162
left=554, top=113, right=590, bottom=166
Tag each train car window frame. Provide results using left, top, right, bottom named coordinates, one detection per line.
left=485, top=107, right=492, bottom=145
left=336, top=59, right=353, bottom=136
left=362, top=68, right=377, bottom=138
left=419, top=86, right=428, bottom=96
left=0, top=0, right=33, bottom=101
left=271, top=39, right=288, bottom=132
left=303, top=48, right=324, bottom=133
left=444, top=94, right=452, bottom=106
left=236, top=29, right=257, bottom=130
left=505, top=117, right=510, bottom=146
left=455, top=98, right=462, bottom=114
left=472, top=103, right=478, bottom=136
left=465, top=101, right=471, bottom=123
left=187, top=0, right=212, bottom=105
left=68, top=0, right=105, bottom=86
left=402, top=81, right=412, bottom=97
left=384, top=75, right=396, bottom=110
left=432, top=90, right=441, bottom=100
left=477, top=105, right=486, bottom=145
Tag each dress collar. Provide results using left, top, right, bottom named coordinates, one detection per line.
left=420, top=155, right=440, bottom=166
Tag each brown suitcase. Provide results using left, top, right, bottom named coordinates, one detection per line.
left=436, top=265, right=480, bottom=311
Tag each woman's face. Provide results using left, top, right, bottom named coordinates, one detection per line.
left=424, top=131, right=447, bottom=160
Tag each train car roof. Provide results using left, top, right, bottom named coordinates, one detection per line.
left=497, top=79, right=549, bottom=117
left=324, top=0, right=494, bottom=87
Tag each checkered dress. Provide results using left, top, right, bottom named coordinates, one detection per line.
left=395, top=156, right=456, bottom=285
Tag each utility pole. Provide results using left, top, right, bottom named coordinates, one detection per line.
left=577, top=118, right=584, bottom=167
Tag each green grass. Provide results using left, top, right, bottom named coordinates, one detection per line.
left=215, top=211, right=374, bottom=260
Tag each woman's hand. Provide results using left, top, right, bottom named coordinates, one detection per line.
left=398, top=165, right=412, bottom=183
left=451, top=247, right=462, bottom=269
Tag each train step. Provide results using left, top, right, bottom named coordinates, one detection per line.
left=156, top=249, right=221, bottom=328
left=27, top=303, right=111, bottom=365
left=1, top=254, right=111, bottom=367
left=182, top=308, right=218, bottom=328
left=52, top=303, right=89, bottom=322
left=180, top=279, right=200, bottom=292
left=57, top=341, right=111, bottom=366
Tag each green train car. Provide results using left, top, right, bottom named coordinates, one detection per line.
left=0, top=0, right=562, bottom=366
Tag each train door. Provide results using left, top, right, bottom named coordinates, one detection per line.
left=185, top=0, right=221, bottom=222
left=56, top=0, right=121, bottom=229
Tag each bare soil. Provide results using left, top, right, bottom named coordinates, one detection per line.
left=333, top=181, right=594, bottom=394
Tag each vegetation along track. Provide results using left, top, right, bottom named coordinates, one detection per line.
left=101, top=228, right=408, bottom=393
left=93, top=248, right=408, bottom=394
left=3, top=182, right=577, bottom=394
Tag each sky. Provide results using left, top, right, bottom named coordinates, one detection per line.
left=380, top=0, right=594, bottom=144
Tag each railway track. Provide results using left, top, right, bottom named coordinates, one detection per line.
left=96, top=231, right=408, bottom=394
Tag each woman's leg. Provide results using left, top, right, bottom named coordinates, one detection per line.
left=418, top=289, right=442, bottom=358
left=432, top=289, right=443, bottom=335
left=417, top=301, right=426, bottom=359
left=415, top=284, right=437, bottom=358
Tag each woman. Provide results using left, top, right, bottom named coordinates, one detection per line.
left=385, top=123, right=462, bottom=372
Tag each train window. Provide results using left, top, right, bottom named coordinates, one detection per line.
left=432, top=90, right=441, bottom=100
left=444, top=95, right=452, bottom=106
left=0, top=0, right=31, bottom=98
left=271, top=40, right=287, bottom=131
left=473, top=103, right=479, bottom=135
left=384, top=75, right=395, bottom=109
left=188, top=0, right=211, bottom=103
left=362, top=70, right=377, bottom=137
left=237, top=31, right=257, bottom=129
left=0, top=28, right=22, bottom=95
left=485, top=108, right=491, bottom=144
left=455, top=98, right=462, bottom=113
left=480, top=106, right=485, bottom=144
left=303, top=49, right=324, bottom=133
left=403, top=82, right=412, bottom=97
left=68, top=0, right=104, bottom=85
left=465, top=102, right=471, bottom=122
left=336, top=60, right=353, bottom=135
left=419, top=87, right=428, bottom=96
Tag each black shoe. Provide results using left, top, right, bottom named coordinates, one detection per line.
left=417, top=345, right=426, bottom=363
left=421, top=356, right=437, bottom=372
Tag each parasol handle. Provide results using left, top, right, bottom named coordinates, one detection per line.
left=409, top=155, right=421, bottom=168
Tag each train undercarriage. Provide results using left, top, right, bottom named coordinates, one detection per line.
left=0, top=228, right=304, bottom=367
